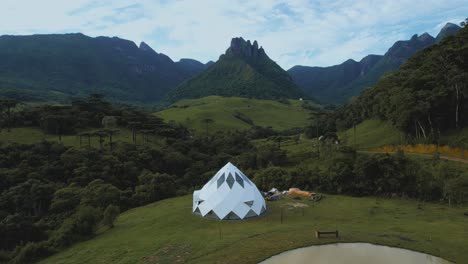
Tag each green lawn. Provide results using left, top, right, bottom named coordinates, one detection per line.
left=338, top=119, right=402, bottom=150
left=0, top=127, right=163, bottom=149
left=42, top=195, right=468, bottom=264
left=156, top=96, right=314, bottom=133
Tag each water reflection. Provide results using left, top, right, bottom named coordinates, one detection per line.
left=260, top=243, right=452, bottom=264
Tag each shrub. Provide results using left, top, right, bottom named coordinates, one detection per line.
left=253, top=167, right=291, bottom=191
left=102, top=205, right=120, bottom=228
left=52, top=206, right=102, bottom=248
left=10, top=241, right=54, bottom=264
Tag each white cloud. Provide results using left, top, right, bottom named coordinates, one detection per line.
left=0, top=0, right=467, bottom=68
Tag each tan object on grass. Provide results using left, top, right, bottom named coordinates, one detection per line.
left=288, top=188, right=315, bottom=197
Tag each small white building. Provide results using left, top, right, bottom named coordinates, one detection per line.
left=193, top=162, right=267, bottom=220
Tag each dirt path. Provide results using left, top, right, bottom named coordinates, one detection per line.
left=358, top=150, right=468, bottom=164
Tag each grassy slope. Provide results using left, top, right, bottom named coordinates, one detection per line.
left=338, top=119, right=402, bottom=150
left=42, top=195, right=468, bottom=264
left=156, top=96, right=314, bottom=133
left=338, top=119, right=468, bottom=154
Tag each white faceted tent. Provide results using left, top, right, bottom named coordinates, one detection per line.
left=193, top=162, right=267, bottom=220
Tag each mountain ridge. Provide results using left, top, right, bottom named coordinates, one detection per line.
left=0, top=33, right=210, bottom=103
left=288, top=22, right=462, bottom=104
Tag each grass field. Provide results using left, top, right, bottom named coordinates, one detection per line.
left=0, top=127, right=163, bottom=149
left=338, top=119, right=402, bottom=150
left=42, top=195, right=468, bottom=264
left=156, top=96, right=315, bottom=133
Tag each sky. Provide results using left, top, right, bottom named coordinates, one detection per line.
left=1, top=0, right=467, bottom=69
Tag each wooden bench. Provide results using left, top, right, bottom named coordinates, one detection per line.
left=315, top=230, right=339, bottom=239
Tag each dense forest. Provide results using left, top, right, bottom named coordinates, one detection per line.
left=332, top=24, right=468, bottom=143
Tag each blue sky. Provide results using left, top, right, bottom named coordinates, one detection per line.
left=1, top=0, right=467, bottom=69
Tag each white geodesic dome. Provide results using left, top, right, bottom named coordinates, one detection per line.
left=193, top=162, right=267, bottom=220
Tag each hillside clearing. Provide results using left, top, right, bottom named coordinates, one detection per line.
left=156, top=96, right=315, bottom=133
left=338, top=119, right=401, bottom=150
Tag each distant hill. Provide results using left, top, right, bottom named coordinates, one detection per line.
left=157, top=96, right=315, bottom=133
left=0, top=33, right=210, bottom=103
left=289, top=22, right=461, bottom=104
left=166, top=37, right=305, bottom=103
left=288, top=55, right=382, bottom=104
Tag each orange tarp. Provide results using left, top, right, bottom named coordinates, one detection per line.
left=288, top=188, right=315, bottom=197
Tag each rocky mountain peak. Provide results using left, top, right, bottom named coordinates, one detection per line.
left=226, top=37, right=266, bottom=60
left=418, top=32, right=434, bottom=42
left=436, top=22, right=461, bottom=42
left=441, top=22, right=461, bottom=32
left=139, top=41, right=156, bottom=53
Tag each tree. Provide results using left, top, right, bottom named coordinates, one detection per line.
left=79, top=132, right=93, bottom=148
left=0, top=99, right=18, bottom=132
left=93, top=131, right=108, bottom=150
left=52, top=206, right=102, bottom=248
left=127, top=122, right=141, bottom=144
left=1, top=179, right=54, bottom=217
left=201, top=118, right=214, bottom=137
left=0, top=214, right=46, bottom=250
left=134, top=171, right=176, bottom=204
left=41, top=114, right=74, bottom=141
left=256, top=143, right=287, bottom=168
left=50, top=186, right=82, bottom=213
left=253, top=167, right=291, bottom=191
left=103, top=129, right=120, bottom=150
left=80, top=180, right=120, bottom=209
left=460, top=18, right=468, bottom=27
left=102, top=204, right=120, bottom=228
left=269, top=136, right=285, bottom=149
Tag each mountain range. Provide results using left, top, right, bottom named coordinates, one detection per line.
left=0, top=33, right=210, bottom=103
left=0, top=22, right=462, bottom=105
left=288, top=22, right=461, bottom=104
left=166, top=37, right=304, bottom=102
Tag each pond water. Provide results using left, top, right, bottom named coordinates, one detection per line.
left=259, top=243, right=452, bottom=264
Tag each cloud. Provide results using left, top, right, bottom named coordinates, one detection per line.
left=0, top=0, right=467, bottom=69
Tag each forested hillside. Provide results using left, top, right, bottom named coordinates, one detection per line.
left=0, top=34, right=209, bottom=103
left=166, top=38, right=304, bottom=102
left=333, top=24, right=468, bottom=143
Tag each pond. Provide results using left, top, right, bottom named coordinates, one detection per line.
left=259, top=243, right=452, bottom=264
